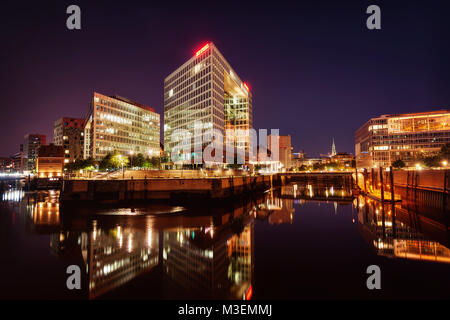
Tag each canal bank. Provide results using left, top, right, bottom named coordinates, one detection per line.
left=358, top=168, right=450, bottom=213
left=60, top=174, right=284, bottom=206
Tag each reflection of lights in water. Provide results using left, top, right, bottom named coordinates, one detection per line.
left=307, top=184, right=313, bottom=198
left=92, top=220, right=98, bottom=241
left=147, top=228, right=152, bottom=248
left=127, top=234, right=133, bottom=252
left=117, top=226, right=123, bottom=248
left=2, top=189, right=24, bottom=201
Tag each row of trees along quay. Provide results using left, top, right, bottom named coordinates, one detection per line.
left=64, top=150, right=164, bottom=173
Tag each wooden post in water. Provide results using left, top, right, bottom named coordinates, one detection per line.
left=443, top=170, right=448, bottom=219
left=389, top=166, right=395, bottom=202
left=379, top=167, right=384, bottom=203
left=371, top=168, right=375, bottom=191
left=389, top=166, right=396, bottom=238
left=363, top=168, right=367, bottom=194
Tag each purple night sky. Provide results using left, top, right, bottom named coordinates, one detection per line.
left=1, top=0, right=450, bottom=157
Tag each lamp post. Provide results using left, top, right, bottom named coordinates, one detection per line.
left=129, top=151, right=134, bottom=168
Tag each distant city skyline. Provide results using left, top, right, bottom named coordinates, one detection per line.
left=1, top=1, right=450, bottom=157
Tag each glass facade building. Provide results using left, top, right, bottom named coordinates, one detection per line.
left=355, top=110, right=450, bottom=168
left=83, top=92, right=160, bottom=161
left=164, top=42, right=252, bottom=164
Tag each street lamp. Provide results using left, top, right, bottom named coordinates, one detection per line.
left=129, top=151, right=134, bottom=168
left=442, top=160, right=448, bottom=167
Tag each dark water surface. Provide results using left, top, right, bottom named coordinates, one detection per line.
left=1, top=184, right=449, bottom=300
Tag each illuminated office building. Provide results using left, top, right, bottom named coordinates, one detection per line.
left=83, top=92, right=160, bottom=161
left=54, top=117, right=85, bottom=164
left=23, top=133, right=46, bottom=172
left=164, top=42, right=252, bottom=164
left=355, top=110, right=450, bottom=168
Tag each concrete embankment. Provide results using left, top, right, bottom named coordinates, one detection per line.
left=60, top=175, right=282, bottom=205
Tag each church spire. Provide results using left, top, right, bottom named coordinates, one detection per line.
left=331, top=138, right=336, bottom=156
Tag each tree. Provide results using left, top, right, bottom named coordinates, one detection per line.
left=150, top=156, right=161, bottom=169
left=391, top=159, right=405, bottom=168
left=64, top=157, right=96, bottom=172
left=422, top=155, right=440, bottom=168
left=99, top=153, right=113, bottom=171
left=110, top=150, right=129, bottom=169
left=440, top=143, right=450, bottom=157
left=133, top=153, right=146, bottom=168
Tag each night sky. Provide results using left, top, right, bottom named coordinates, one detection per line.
left=1, top=0, right=450, bottom=157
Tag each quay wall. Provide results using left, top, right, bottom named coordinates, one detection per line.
left=360, top=169, right=449, bottom=213
left=60, top=175, right=279, bottom=205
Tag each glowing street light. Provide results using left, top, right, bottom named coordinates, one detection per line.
left=129, top=151, right=134, bottom=168
left=442, top=160, right=448, bottom=167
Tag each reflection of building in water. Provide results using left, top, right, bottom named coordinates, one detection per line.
left=281, top=184, right=353, bottom=203
left=1, top=188, right=24, bottom=202
left=266, top=197, right=294, bottom=225
left=357, top=196, right=450, bottom=264
left=33, top=201, right=60, bottom=226
left=252, top=188, right=294, bottom=224
left=87, top=220, right=159, bottom=299
left=163, top=219, right=254, bottom=299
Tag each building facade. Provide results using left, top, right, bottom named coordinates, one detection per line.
left=0, top=157, right=13, bottom=173
left=164, top=42, right=252, bottom=165
left=355, top=110, right=450, bottom=168
left=268, top=135, right=292, bottom=170
left=36, top=144, right=65, bottom=178
left=331, top=152, right=354, bottom=166
left=23, top=134, right=46, bottom=172
left=54, top=117, right=85, bottom=164
left=83, top=92, right=160, bottom=161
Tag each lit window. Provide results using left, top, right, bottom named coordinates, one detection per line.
left=169, top=89, right=173, bottom=97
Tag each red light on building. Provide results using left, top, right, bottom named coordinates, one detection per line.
left=195, top=43, right=210, bottom=56
left=243, top=285, right=253, bottom=300
left=243, top=82, right=250, bottom=92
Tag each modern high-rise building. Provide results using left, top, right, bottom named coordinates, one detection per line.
left=164, top=42, right=252, bottom=165
left=54, top=117, right=85, bottom=164
left=23, top=134, right=46, bottom=172
left=355, top=110, right=450, bottom=168
left=83, top=92, right=160, bottom=161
